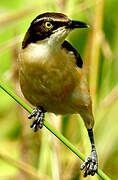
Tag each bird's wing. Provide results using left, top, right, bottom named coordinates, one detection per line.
left=61, top=40, right=83, bottom=68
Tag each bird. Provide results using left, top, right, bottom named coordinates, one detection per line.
left=18, top=12, right=98, bottom=177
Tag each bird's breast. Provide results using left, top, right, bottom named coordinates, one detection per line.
left=18, top=43, right=80, bottom=113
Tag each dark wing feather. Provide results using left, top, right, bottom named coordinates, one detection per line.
left=62, top=40, right=83, bottom=68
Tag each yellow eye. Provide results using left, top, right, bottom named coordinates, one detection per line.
left=45, top=22, right=53, bottom=29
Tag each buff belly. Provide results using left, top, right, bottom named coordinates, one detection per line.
left=19, top=45, right=81, bottom=114
left=19, top=64, right=79, bottom=114
left=19, top=43, right=94, bottom=128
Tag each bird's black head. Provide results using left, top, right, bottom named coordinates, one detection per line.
left=22, top=12, right=89, bottom=49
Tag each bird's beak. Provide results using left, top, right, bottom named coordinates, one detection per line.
left=67, top=20, right=90, bottom=29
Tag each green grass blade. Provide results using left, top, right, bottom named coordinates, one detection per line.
left=0, top=80, right=111, bottom=180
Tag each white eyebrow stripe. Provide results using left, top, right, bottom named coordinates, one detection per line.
left=33, top=19, right=40, bottom=24
left=33, top=17, right=50, bottom=24
left=33, top=17, right=68, bottom=24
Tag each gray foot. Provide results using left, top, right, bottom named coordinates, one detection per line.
left=80, top=151, right=98, bottom=177
left=28, top=106, right=46, bottom=132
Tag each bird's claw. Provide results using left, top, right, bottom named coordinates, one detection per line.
left=28, top=106, right=46, bottom=132
left=80, top=151, right=98, bottom=177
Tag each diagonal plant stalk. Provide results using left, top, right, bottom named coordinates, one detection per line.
left=0, top=80, right=111, bottom=180
left=0, top=151, right=50, bottom=180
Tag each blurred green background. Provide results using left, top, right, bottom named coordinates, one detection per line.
left=0, top=0, right=118, bottom=179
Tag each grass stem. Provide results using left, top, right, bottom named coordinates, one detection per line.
left=0, top=80, right=111, bottom=180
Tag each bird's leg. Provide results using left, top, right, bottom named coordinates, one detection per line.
left=80, top=128, right=98, bottom=177
left=28, top=106, right=46, bottom=132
